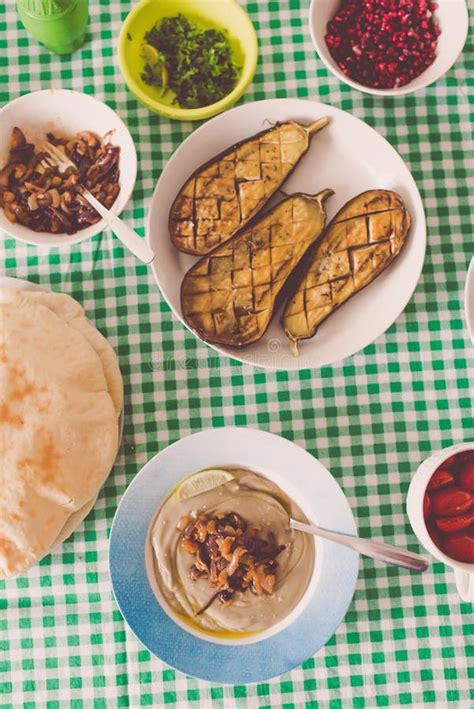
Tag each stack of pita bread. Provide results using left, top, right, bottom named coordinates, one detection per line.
left=0, top=288, right=123, bottom=578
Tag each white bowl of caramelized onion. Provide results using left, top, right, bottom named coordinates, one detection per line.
left=0, top=89, right=137, bottom=248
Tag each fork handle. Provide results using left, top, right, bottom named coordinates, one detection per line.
left=84, top=192, right=155, bottom=264
left=106, top=213, right=155, bottom=264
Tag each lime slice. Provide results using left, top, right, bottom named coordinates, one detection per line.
left=141, top=43, right=160, bottom=65
left=175, top=469, right=234, bottom=502
left=159, top=64, right=168, bottom=96
left=141, top=43, right=168, bottom=95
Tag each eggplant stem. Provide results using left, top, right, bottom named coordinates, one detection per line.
left=306, top=117, right=330, bottom=136
left=315, top=188, right=334, bottom=205
left=301, top=188, right=334, bottom=205
left=289, top=339, right=299, bottom=357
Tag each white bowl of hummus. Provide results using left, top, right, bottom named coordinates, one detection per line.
left=110, top=427, right=359, bottom=682
left=146, top=466, right=318, bottom=645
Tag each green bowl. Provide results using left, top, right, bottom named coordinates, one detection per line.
left=118, top=0, right=258, bottom=121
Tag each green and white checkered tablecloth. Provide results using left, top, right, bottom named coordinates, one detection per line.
left=1, top=1, right=473, bottom=706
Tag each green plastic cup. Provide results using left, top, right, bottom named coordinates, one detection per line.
left=16, top=0, right=89, bottom=55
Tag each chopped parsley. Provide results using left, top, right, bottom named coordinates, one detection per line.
left=142, top=14, right=240, bottom=109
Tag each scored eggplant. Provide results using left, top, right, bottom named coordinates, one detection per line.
left=181, top=189, right=334, bottom=348
left=169, top=118, right=329, bottom=256
left=282, top=190, right=411, bottom=355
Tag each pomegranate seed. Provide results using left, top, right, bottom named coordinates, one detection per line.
left=324, top=0, right=441, bottom=89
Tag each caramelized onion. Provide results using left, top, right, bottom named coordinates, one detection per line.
left=0, top=127, right=120, bottom=234
left=178, top=511, right=285, bottom=615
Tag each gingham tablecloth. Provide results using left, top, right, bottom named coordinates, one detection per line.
left=1, top=1, right=473, bottom=706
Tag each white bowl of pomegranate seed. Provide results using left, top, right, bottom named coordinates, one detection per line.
left=309, top=0, right=469, bottom=96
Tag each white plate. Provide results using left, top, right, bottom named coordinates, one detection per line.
left=309, top=0, right=469, bottom=97
left=0, top=276, right=123, bottom=549
left=148, top=98, right=426, bottom=370
left=465, top=258, right=474, bottom=344
left=109, top=427, right=358, bottom=683
left=0, top=89, right=137, bottom=248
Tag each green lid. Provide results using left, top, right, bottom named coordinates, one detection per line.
left=18, top=0, right=76, bottom=19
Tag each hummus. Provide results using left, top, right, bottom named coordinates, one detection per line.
left=150, top=469, right=315, bottom=635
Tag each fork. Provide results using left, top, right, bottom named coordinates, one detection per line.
left=41, top=141, right=155, bottom=264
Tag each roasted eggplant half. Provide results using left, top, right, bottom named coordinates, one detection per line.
left=169, top=118, right=329, bottom=255
left=181, top=189, right=334, bottom=348
left=282, top=190, right=411, bottom=355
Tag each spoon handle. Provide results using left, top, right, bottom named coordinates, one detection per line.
left=290, top=519, right=429, bottom=572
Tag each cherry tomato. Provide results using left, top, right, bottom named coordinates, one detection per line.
left=459, top=459, right=474, bottom=492
left=441, top=454, right=458, bottom=470
left=423, top=494, right=431, bottom=520
left=431, top=487, right=473, bottom=517
left=440, top=529, right=474, bottom=564
left=435, top=512, right=474, bottom=533
left=426, top=520, right=442, bottom=549
left=459, top=450, right=474, bottom=464
left=427, top=468, right=454, bottom=492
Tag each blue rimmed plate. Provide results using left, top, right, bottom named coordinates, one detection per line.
left=109, top=427, right=359, bottom=683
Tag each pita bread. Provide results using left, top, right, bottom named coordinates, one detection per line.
left=20, top=291, right=123, bottom=542
left=0, top=289, right=123, bottom=561
left=51, top=495, right=98, bottom=549
left=14, top=290, right=123, bottom=416
left=50, top=409, right=123, bottom=548
left=0, top=290, right=119, bottom=578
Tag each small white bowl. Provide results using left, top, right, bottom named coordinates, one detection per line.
left=144, top=466, right=320, bottom=647
left=309, top=0, right=469, bottom=96
left=407, top=442, right=474, bottom=602
left=0, top=89, right=137, bottom=248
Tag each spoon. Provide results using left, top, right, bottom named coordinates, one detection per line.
left=290, top=519, right=429, bottom=572
left=176, top=470, right=429, bottom=572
